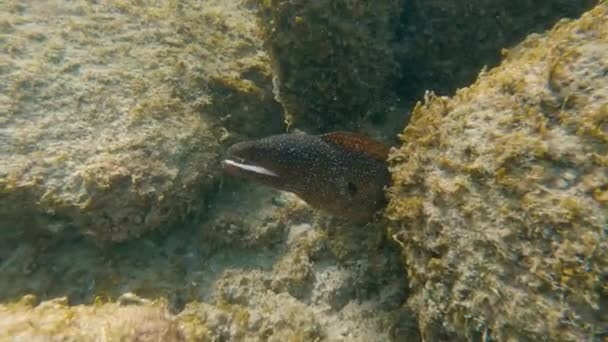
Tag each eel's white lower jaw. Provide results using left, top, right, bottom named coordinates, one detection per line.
left=222, top=159, right=279, bottom=177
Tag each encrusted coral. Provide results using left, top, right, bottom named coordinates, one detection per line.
left=180, top=272, right=324, bottom=341
left=386, top=4, right=608, bottom=340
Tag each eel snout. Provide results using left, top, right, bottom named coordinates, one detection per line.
left=222, top=139, right=284, bottom=185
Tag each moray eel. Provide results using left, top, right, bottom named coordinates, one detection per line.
left=222, top=132, right=391, bottom=222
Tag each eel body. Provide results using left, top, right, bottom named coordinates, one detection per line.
left=222, top=132, right=391, bottom=222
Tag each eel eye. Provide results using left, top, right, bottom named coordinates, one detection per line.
left=347, top=182, right=358, bottom=196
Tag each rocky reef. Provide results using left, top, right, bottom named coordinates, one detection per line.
left=0, top=1, right=414, bottom=340
left=0, top=295, right=183, bottom=340
left=256, top=0, right=596, bottom=132
left=0, top=0, right=282, bottom=243
left=1, top=0, right=606, bottom=340
left=386, top=3, right=608, bottom=340
left=0, top=185, right=416, bottom=341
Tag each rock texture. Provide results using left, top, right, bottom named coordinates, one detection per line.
left=0, top=185, right=415, bottom=341
left=258, top=0, right=404, bottom=132
left=256, top=0, right=405, bottom=132
left=0, top=295, right=184, bottom=341
left=256, top=0, right=595, bottom=132
left=395, top=0, right=597, bottom=100
left=386, top=4, right=608, bottom=341
left=0, top=277, right=416, bottom=342
left=0, top=0, right=282, bottom=242
left=0, top=1, right=415, bottom=340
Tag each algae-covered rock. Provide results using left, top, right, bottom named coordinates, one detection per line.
left=256, top=0, right=405, bottom=131
left=386, top=4, right=608, bottom=341
left=0, top=0, right=281, bottom=242
left=1, top=291, right=320, bottom=342
left=200, top=184, right=307, bottom=250
left=0, top=181, right=414, bottom=340
left=0, top=295, right=183, bottom=341
left=0, top=282, right=414, bottom=341
left=257, top=0, right=595, bottom=132
left=179, top=280, right=324, bottom=341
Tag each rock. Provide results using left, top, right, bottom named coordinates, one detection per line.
left=0, top=184, right=412, bottom=341
left=395, top=0, right=597, bottom=101
left=179, top=291, right=324, bottom=342
left=0, top=0, right=281, bottom=242
left=200, top=183, right=308, bottom=250
left=256, top=0, right=405, bottom=131
left=0, top=296, right=184, bottom=341
left=386, top=4, right=608, bottom=341
left=255, top=0, right=595, bottom=132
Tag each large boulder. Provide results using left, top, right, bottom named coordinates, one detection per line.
left=386, top=4, right=607, bottom=341
left=0, top=0, right=281, bottom=242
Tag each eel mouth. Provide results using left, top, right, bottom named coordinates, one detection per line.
left=221, top=157, right=279, bottom=178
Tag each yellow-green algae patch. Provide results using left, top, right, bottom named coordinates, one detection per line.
left=0, top=0, right=281, bottom=242
left=386, top=3, right=608, bottom=341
